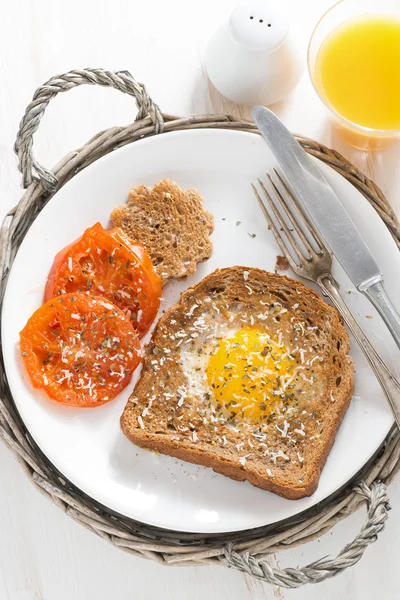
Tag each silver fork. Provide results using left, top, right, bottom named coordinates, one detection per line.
left=252, top=170, right=400, bottom=428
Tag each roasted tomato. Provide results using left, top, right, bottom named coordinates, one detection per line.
left=20, top=293, right=141, bottom=407
left=44, top=223, right=161, bottom=337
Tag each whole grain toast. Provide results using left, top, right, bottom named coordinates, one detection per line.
left=110, top=179, right=214, bottom=282
left=121, top=267, right=354, bottom=499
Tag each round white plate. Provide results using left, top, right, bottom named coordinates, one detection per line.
left=3, top=130, right=400, bottom=534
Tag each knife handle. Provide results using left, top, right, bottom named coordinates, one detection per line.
left=362, top=281, right=400, bottom=351
left=318, top=275, right=400, bottom=429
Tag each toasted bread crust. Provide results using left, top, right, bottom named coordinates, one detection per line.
left=121, top=423, right=323, bottom=498
left=122, top=267, right=354, bottom=499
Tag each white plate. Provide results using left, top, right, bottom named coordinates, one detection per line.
left=2, top=130, right=400, bottom=534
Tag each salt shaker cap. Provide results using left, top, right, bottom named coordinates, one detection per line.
left=229, top=1, right=289, bottom=51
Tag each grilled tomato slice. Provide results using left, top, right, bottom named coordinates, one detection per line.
left=20, top=293, right=141, bottom=407
left=44, top=223, right=161, bottom=337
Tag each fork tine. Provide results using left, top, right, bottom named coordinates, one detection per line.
left=273, top=169, right=329, bottom=253
left=251, top=183, right=300, bottom=271
left=257, top=178, right=306, bottom=263
left=267, top=173, right=319, bottom=258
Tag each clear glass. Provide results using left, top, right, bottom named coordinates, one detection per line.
left=308, top=0, right=400, bottom=150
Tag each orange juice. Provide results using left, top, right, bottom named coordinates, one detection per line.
left=314, top=17, right=400, bottom=130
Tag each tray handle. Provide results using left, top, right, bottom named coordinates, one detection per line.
left=225, top=481, right=390, bottom=587
left=14, top=68, right=164, bottom=192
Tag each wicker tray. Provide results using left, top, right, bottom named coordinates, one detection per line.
left=1, top=68, right=400, bottom=589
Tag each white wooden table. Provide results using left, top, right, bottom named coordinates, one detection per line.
left=1, top=1, right=399, bottom=598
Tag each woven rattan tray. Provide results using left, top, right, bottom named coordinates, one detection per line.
left=1, top=68, right=400, bottom=588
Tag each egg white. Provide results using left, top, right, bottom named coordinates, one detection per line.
left=180, top=323, right=240, bottom=402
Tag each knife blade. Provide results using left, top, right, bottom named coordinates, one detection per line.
left=252, top=105, right=382, bottom=290
left=252, top=105, right=400, bottom=351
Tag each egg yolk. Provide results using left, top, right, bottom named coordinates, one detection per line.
left=206, top=328, right=296, bottom=421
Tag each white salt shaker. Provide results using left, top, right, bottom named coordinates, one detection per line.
left=204, top=1, right=304, bottom=106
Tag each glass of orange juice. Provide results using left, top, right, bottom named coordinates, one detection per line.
left=308, top=0, right=400, bottom=149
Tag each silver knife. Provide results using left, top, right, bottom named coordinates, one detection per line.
left=252, top=105, right=400, bottom=350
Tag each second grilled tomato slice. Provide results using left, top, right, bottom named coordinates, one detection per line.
left=20, top=293, right=141, bottom=406
left=44, top=223, right=161, bottom=337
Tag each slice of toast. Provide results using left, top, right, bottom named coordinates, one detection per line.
left=121, top=267, right=354, bottom=499
left=110, top=179, right=214, bottom=282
